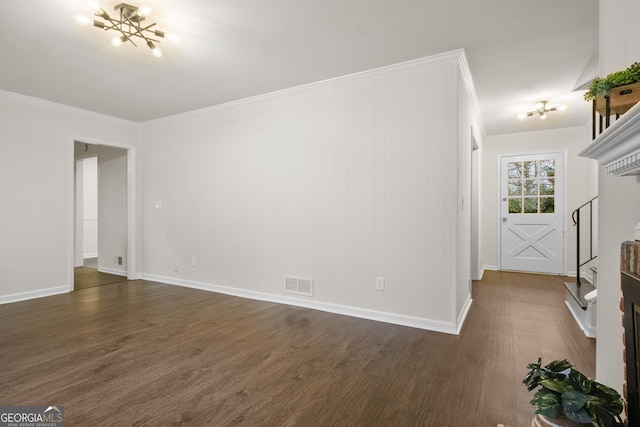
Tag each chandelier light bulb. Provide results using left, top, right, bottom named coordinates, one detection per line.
left=96, top=8, right=110, bottom=19
left=138, top=3, right=152, bottom=17
left=111, top=35, right=126, bottom=47
left=540, top=112, right=547, bottom=120
left=74, top=14, right=92, bottom=25
left=518, top=112, right=527, bottom=120
left=88, top=0, right=101, bottom=12
left=147, top=41, right=162, bottom=57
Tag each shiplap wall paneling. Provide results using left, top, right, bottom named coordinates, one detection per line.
left=333, top=83, right=350, bottom=306
left=402, top=64, right=430, bottom=319
left=348, top=77, right=376, bottom=309
left=140, top=52, right=475, bottom=331
left=426, top=62, right=454, bottom=323
left=382, top=72, right=404, bottom=315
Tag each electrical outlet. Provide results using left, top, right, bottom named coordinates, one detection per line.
left=191, top=256, right=197, bottom=267
left=117, top=256, right=123, bottom=266
left=375, top=277, right=385, bottom=291
left=173, top=263, right=178, bottom=272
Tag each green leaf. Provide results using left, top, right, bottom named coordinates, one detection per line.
left=589, top=405, right=616, bottom=427
left=564, top=408, right=593, bottom=424
left=584, top=62, right=640, bottom=101
left=590, top=382, right=624, bottom=415
left=531, top=389, right=562, bottom=418
left=545, top=359, right=572, bottom=372
left=539, top=378, right=570, bottom=393
left=568, top=369, right=593, bottom=394
left=561, top=390, right=588, bottom=413
left=523, top=358, right=543, bottom=391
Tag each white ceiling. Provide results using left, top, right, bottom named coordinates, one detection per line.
left=0, top=0, right=598, bottom=136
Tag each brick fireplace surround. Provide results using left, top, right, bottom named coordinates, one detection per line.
left=621, top=240, right=640, bottom=425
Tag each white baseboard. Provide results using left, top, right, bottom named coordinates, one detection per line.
left=456, top=295, right=473, bottom=334
left=83, top=253, right=98, bottom=259
left=564, top=299, right=596, bottom=338
left=98, top=267, right=128, bottom=276
left=0, top=286, right=69, bottom=305
left=141, top=273, right=466, bottom=335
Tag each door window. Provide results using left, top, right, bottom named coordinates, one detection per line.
left=507, top=159, right=555, bottom=214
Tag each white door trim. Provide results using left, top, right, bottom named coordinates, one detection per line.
left=67, top=135, right=138, bottom=290
left=496, top=150, right=568, bottom=275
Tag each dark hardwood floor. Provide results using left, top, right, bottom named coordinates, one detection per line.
left=0, top=271, right=595, bottom=426
left=74, top=258, right=127, bottom=290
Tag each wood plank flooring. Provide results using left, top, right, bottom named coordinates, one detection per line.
left=74, top=259, right=127, bottom=290
left=73, top=267, right=128, bottom=290
left=0, top=271, right=595, bottom=426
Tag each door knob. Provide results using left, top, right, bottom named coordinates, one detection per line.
left=502, top=217, right=507, bottom=223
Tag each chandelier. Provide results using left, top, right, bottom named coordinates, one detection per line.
left=75, top=2, right=165, bottom=57
left=518, top=101, right=567, bottom=120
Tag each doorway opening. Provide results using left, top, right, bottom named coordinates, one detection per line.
left=71, top=139, right=136, bottom=290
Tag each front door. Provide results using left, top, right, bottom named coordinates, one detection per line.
left=500, top=153, right=564, bottom=274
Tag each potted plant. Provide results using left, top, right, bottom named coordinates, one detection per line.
left=523, top=358, right=624, bottom=427
left=584, top=62, right=640, bottom=115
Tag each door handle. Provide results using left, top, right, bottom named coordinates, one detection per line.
left=502, top=217, right=507, bottom=223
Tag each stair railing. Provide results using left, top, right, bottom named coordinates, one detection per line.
left=571, top=196, right=598, bottom=286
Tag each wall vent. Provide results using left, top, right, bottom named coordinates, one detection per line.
left=284, top=275, right=313, bottom=297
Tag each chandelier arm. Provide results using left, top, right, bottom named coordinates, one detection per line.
left=139, top=22, right=161, bottom=37
left=122, top=15, right=154, bottom=46
left=115, top=6, right=135, bottom=45
left=85, top=4, right=166, bottom=55
left=96, top=15, right=138, bottom=47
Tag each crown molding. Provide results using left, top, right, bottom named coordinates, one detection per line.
left=141, top=49, right=470, bottom=126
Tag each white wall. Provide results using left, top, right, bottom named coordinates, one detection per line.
left=0, top=90, right=138, bottom=303
left=82, top=156, right=98, bottom=258
left=457, top=66, right=484, bottom=303
left=140, top=51, right=477, bottom=333
left=595, top=0, right=640, bottom=395
left=97, top=147, right=128, bottom=274
left=471, top=140, right=481, bottom=280
left=480, top=126, right=596, bottom=276
left=74, top=158, right=84, bottom=267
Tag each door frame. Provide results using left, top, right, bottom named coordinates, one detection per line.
left=497, top=150, right=568, bottom=275
left=68, top=135, right=138, bottom=290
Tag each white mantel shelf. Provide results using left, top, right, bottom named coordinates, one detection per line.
left=580, top=101, right=640, bottom=176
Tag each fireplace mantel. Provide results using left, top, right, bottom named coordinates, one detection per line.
left=580, top=101, right=640, bottom=176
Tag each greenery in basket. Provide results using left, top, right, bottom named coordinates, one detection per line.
left=523, top=358, right=624, bottom=427
left=584, top=62, right=640, bottom=101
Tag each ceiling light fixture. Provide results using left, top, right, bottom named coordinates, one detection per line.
left=76, top=2, right=165, bottom=57
left=518, top=101, right=567, bottom=120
